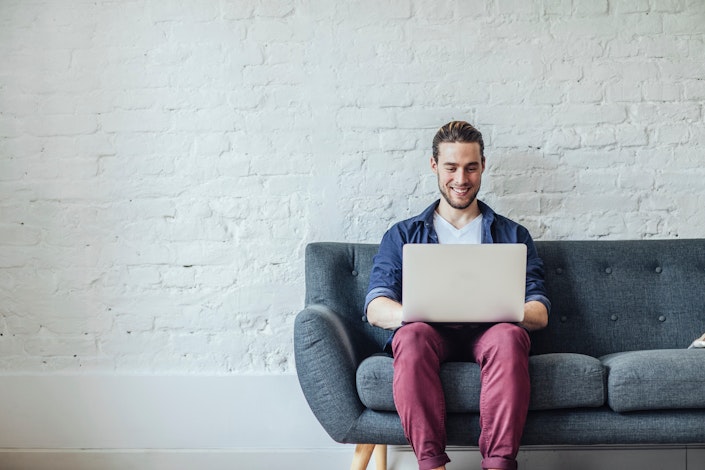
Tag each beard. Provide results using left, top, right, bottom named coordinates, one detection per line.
left=438, top=179, right=480, bottom=210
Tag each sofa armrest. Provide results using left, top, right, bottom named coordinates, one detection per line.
left=294, top=304, right=366, bottom=443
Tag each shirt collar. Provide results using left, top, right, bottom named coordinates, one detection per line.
left=413, top=199, right=496, bottom=228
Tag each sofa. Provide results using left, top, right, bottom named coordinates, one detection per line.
left=294, top=240, right=705, bottom=462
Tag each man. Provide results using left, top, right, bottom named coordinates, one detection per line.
left=364, top=121, right=551, bottom=470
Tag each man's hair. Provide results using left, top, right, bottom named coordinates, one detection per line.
left=432, top=121, right=485, bottom=161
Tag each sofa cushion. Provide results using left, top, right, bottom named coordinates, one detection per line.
left=529, top=353, right=606, bottom=410
left=356, top=352, right=605, bottom=412
left=601, top=349, right=705, bottom=412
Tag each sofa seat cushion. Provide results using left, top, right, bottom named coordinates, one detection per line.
left=601, top=349, right=705, bottom=413
left=356, top=352, right=605, bottom=412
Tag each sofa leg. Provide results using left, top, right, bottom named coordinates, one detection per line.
left=350, top=443, right=387, bottom=470
left=374, top=444, right=387, bottom=470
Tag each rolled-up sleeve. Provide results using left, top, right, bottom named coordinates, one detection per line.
left=523, top=232, right=552, bottom=315
left=364, top=227, right=405, bottom=317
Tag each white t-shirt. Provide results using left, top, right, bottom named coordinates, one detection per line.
left=433, top=211, right=483, bottom=245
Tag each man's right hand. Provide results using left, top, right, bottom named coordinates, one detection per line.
left=366, top=297, right=403, bottom=330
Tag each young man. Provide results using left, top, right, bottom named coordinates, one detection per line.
left=365, top=121, right=551, bottom=470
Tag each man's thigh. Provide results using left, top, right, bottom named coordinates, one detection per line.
left=471, top=322, right=530, bottom=363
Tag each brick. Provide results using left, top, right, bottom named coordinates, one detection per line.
left=643, top=81, right=682, bottom=101
left=579, top=126, right=617, bottom=147
left=563, top=148, right=636, bottom=170
left=615, top=124, right=649, bottom=146
left=222, top=2, right=255, bottom=20
left=544, top=128, right=581, bottom=152
left=575, top=0, right=609, bottom=16
left=496, top=0, right=539, bottom=16
left=492, top=127, right=546, bottom=149
left=607, top=39, right=642, bottom=58
left=148, top=1, right=219, bottom=23
left=617, top=12, right=664, bottom=35
left=101, top=331, right=168, bottom=355
left=631, top=102, right=701, bottom=122
left=339, top=0, right=411, bottom=21
left=378, top=129, right=420, bottom=151
left=24, top=114, right=98, bottom=137
left=551, top=17, right=621, bottom=37
left=0, top=223, right=41, bottom=246
left=554, top=104, right=627, bottom=125
left=414, top=1, right=455, bottom=21
left=641, top=35, right=689, bottom=57
left=101, top=110, right=170, bottom=133
left=606, top=83, right=642, bottom=103
left=567, top=82, right=605, bottom=103
left=683, top=79, right=705, bottom=99
left=543, top=0, right=572, bottom=16
left=0, top=93, right=40, bottom=117
left=337, top=107, right=398, bottom=129
left=655, top=124, right=690, bottom=144
left=614, top=0, right=650, bottom=14
left=456, top=0, right=490, bottom=17
left=24, top=334, right=97, bottom=357
left=247, top=19, right=298, bottom=43
left=656, top=0, right=689, bottom=14
left=549, top=62, right=584, bottom=81
left=477, top=105, right=554, bottom=126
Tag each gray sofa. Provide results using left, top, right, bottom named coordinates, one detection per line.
left=294, top=240, right=705, bottom=451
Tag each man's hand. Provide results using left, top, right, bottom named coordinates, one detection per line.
left=367, top=298, right=549, bottom=332
left=518, top=300, right=549, bottom=331
left=366, top=297, right=403, bottom=330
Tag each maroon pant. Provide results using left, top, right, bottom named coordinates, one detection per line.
left=392, top=322, right=531, bottom=470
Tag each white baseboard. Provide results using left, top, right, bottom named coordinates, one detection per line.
left=0, top=449, right=357, bottom=470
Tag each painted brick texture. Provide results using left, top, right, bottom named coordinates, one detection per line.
left=0, top=0, right=703, bottom=373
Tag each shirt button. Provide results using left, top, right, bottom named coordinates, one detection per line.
left=655, top=267, right=662, bottom=274
left=351, top=270, right=358, bottom=276
left=610, top=314, right=618, bottom=321
left=605, top=267, right=613, bottom=274
left=658, top=315, right=666, bottom=322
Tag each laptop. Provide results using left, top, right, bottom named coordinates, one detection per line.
left=401, top=243, right=527, bottom=323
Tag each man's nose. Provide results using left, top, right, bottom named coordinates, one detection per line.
left=454, top=170, right=469, bottom=184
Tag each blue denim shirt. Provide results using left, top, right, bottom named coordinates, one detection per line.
left=364, top=200, right=551, bottom=320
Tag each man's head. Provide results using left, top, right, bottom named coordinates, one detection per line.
left=431, top=121, right=486, bottom=213
left=432, top=121, right=485, bottom=163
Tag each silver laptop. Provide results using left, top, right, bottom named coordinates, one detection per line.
left=401, top=243, right=527, bottom=323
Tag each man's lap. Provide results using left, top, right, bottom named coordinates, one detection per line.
left=392, top=322, right=529, bottom=363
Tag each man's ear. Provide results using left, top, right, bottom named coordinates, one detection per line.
left=430, top=156, right=438, bottom=174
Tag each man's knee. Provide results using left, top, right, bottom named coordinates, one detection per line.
left=477, top=323, right=530, bottom=361
left=392, top=322, right=441, bottom=356
left=493, top=322, right=529, bottom=345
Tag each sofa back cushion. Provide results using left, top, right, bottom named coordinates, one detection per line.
left=304, top=242, right=390, bottom=354
left=532, top=239, right=705, bottom=357
left=304, top=239, right=705, bottom=358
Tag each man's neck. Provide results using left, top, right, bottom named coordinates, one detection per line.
left=436, top=200, right=482, bottom=229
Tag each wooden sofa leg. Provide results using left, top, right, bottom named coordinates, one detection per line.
left=374, top=444, right=387, bottom=470
left=351, top=443, right=388, bottom=470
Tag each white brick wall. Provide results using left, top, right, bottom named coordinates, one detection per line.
left=0, top=0, right=703, bottom=374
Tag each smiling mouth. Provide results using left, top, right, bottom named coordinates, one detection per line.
left=451, top=187, right=470, bottom=196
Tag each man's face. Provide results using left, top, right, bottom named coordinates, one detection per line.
left=431, top=142, right=485, bottom=211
